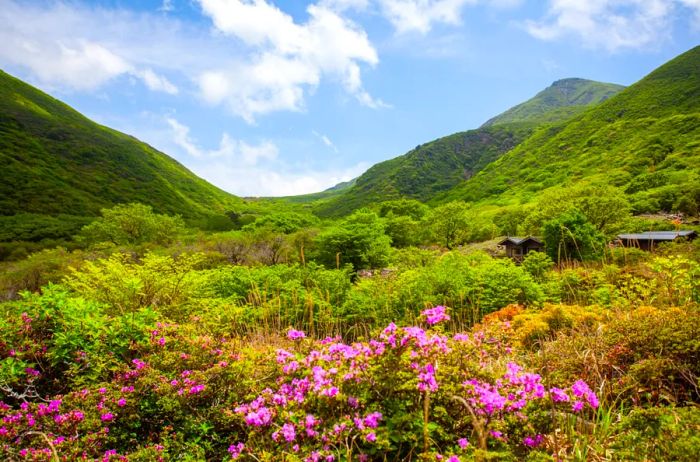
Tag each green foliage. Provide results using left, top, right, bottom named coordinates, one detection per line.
left=378, top=199, right=430, bottom=220
left=523, top=184, right=631, bottom=235
left=242, top=211, right=319, bottom=234
left=0, top=285, right=157, bottom=391
left=439, top=47, right=700, bottom=213
left=521, top=251, right=555, bottom=281
left=610, top=407, right=700, bottom=461
left=315, top=209, right=392, bottom=270
left=315, top=123, right=535, bottom=216
left=0, top=247, right=89, bottom=301
left=494, top=207, right=530, bottom=236
left=542, top=210, right=606, bottom=262
left=79, top=203, right=185, bottom=246
left=0, top=69, right=242, bottom=231
left=426, top=201, right=472, bottom=249
left=483, top=78, right=625, bottom=127
left=64, top=252, right=207, bottom=316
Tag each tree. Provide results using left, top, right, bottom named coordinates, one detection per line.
left=79, top=203, right=184, bottom=246
left=425, top=201, right=471, bottom=249
left=493, top=207, right=530, bottom=236
left=315, top=209, right=392, bottom=270
left=542, top=210, right=606, bottom=262
left=378, top=199, right=429, bottom=220
left=524, top=184, right=631, bottom=235
left=384, top=215, right=421, bottom=248
left=242, top=212, right=319, bottom=234
left=521, top=251, right=555, bottom=281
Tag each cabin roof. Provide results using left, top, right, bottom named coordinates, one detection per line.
left=498, top=236, right=543, bottom=246
left=617, top=230, right=697, bottom=241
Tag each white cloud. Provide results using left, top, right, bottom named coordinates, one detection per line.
left=313, top=130, right=339, bottom=153
left=319, top=0, right=371, bottom=11
left=136, top=68, right=179, bottom=94
left=192, top=160, right=368, bottom=196
left=523, top=0, right=697, bottom=52
left=166, top=117, right=205, bottom=158
left=164, top=117, right=364, bottom=196
left=678, top=0, right=700, bottom=26
left=0, top=2, right=182, bottom=94
left=377, top=0, right=478, bottom=34
left=166, top=117, right=277, bottom=165
left=196, top=0, right=384, bottom=122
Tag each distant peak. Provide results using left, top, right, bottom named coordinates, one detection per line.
left=550, top=78, right=590, bottom=86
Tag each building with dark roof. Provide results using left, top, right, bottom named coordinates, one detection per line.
left=616, top=230, right=697, bottom=250
left=497, top=236, right=544, bottom=263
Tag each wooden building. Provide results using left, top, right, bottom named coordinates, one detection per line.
left=498, top=236, right=544, bottom=263
left=616, top=230, right=698, bottom=251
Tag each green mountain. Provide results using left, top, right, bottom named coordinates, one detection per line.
left=275, top=178, right=357, bottom=205
left=315, top=123, right=535, bottom=216
left=438, top=46, right=700, bottom=213
left=482, top=78, right=624, bottom=127
left=0, top=70, right=242, bottom=231
left=312, top=79, right=624, bottom=217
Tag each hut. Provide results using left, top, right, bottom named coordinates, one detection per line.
left=615, top=230, right=697, bottom=251
left=498, top=236, right=544, bottom=263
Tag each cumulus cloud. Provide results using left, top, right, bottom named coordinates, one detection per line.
left=525, top=0, right=699, bottom=51
left=196, top=0, right=384, bottom=122
left=136, top=68, right=179, bottom=94
left=0, top=0, right=384, bottom=117
left=192, top=160, right=368, bottom=197
left=0, top=1, right=180, bottom=93
left=166, top=117, right=278, bottom=165
left=319, top=0, right=371, bottom=11
left=377, top=0, right=478, bottom=34
left=164, top=117, right=364, bottom=196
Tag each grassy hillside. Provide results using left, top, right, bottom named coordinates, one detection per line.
left=274, top=179, right=357, bottom=205
left=482, top=78, right=624, bottom=127
left=310, top=79, right=624, bottom=217
left=438, top=46, right=700, bottom=212
left=0, top=70, right=241, bottom=222
left=314, top=123, right=535, bottom=216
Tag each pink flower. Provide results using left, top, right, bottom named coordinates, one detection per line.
left=366, top=432, right=377, bottom=443
left=523, top=434, right=544, bottom=447
left=117, top=399, right=126, bottom=407
left=281, top=423, right=296, bottom=442
left=549, top=387, right=570, bottom=402
left=422, top=306, right=450, bottom=325
left=228, top=443, right=244, bottom=459
left=100, top=413, right=114, bottom=422
left=288, top=329, right=306, bottom=340
left=364, top=412, right=382, bottom=429
left=457, top=438, right=469, bottom=449
left=189, top=385, right=205, bottom=395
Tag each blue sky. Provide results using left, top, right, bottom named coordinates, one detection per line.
left=1, top=0, right=699, bottom=196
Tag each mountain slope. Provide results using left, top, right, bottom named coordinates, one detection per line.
left=438, top=46, right=700, bottom=212
left=312, top=79, right=624, bottom=217
left=482, top=78, right=624, bottom=127
left=315, top=123, right=534, bottom=216
left=0, top=70, right=241, bottom=220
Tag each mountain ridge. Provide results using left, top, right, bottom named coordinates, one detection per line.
left=0, top=69, right=241, bottom=220
left=436, top=45, right=700, bottom=212
left=309, top=78, right=625, bottom=216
